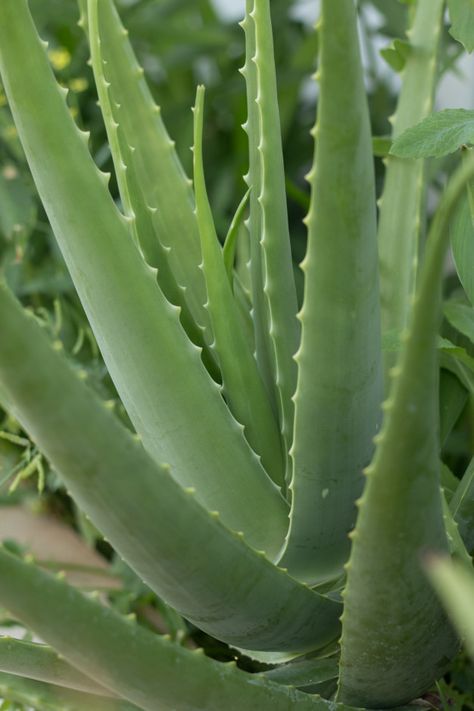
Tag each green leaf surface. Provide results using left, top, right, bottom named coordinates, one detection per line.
left=448, top=0, right=474, bottom=52
left=426, top=556, right=474, bottom=660
left=391, top=109, right=474, bottom=159
left=444, top=301, right=474, bottom=344
left=192, top=85, right=284, bottom=487
left=0, top=0, right=287, bottom=555
left=452, top=196, right=474, bottom=306
left=0, top=638, right=113, bottom=698
left=380, top=38, right=412, bottom=72
left=0, top=548, right=354, bottom=711
left=378, top=0, right=444, bottom=366
left=439, top=369, right=468, bottom=446
left=263, top=655, right=339, bottom=689
left=223, top=188, right=250, bottom=283
left=0, top=282, right=341, bottom=653
left=450, top=457, right=474, bottom=553
left=337, top=156, right=474, bottom=708
left=86, top=0, right=216, bottom=360
left=280, top=0, right=382, bottom=584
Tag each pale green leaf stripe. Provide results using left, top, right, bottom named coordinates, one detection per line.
left=252, top=0, right=300, bottom=452
left=0, top=671, right=137, bottom=711
left=337, top=156, right=474, bottom=708
left=0, top=283, right=341, bottom=652
left=391, top=109, right=474, bottom=160
left=0, top=0, right=288, bottom=556
left=378, top=0, right=444, bottom=369
left=240, top=0, right=278, bottom=418
left=280, top=0, right=382, bottom=585
left=0, top=548, right=355, bottom=711
left=448, top=0, right=474, bottom=53
left=88, top=0, right=215, bottom=356
left=0, top=638, right=114, bottom=698
left=426, top=556, right=474, bottom=660
left=193, top=86, right=284, bottom=487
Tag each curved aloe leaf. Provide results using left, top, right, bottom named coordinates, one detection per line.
left=337, top=156, right=474, bottom=708
left=0, top=548, right=353, bottom=711
left=0, top=672, right=137, bottom=711
left=192, top=85, right=284, bottom=487
left=0, top=638, right=114, bottom=698
left=86, top=0, right=215, bottom=362
left=280, top=0, right=382, bottom=584
left=0, top=282, right=341, bottom=653
left=378, top=0, right=444, bottom=375
left=0, top=0, right=288, bottom=554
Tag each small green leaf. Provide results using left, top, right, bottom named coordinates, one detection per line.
left=452, top=197, right=474, bottom=306
left=448, top=0, right=474, bottom=53
left=391, top=109, right=474, bottom=159
left=444, top=301, right=474, bottom=344
left=380, top=39, right=412, bottom=72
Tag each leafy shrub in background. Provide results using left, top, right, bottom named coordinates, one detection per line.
left=0, top=0, right=473, bottom=709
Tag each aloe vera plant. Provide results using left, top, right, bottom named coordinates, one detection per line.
left=0, top=0, right=473, bottom=709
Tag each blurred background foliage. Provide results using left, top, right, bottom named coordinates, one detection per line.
left=0, top=1, right=474, bottom=707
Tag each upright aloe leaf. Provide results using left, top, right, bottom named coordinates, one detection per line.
left=0, top=548, right=351, bottom=711
left=192, top=86, right=284, bottom=486
left=337, top=156, right=474, bottom=708
left=378, top=0, right=444, bottom=376
left=241, top=0, right=300, bottom=458
left=279, top=0, right=382, bottom=584
left=87, top=0, right=215, bottom=362
left=0, top=282, right=341, bottom=652
left=0, top=0, right=287, bottom=552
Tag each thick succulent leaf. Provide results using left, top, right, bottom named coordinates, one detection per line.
left=280, top=0, right=382, bottom=584
left=450, top=457, right=474, bottom=553
left=448, top=0, right=474, bottom=52
left=223, top=188, right=251, bottom=283
left=378, top=0, right=444, bottom=368
left=0, top=283, right=340, bottom=653
left=0, top=638, right=114, bottom=698
left=263, top=656, right=339, bottom=689
left=337, top=156, right=474, bottom=708
left=0, top=548, right=353, bottom=711
left=240, top=0, right=277, bottom=419
left=452, top=196, right=474, bottom=306
left=0, top=0, right=288, bottom=555
left=192, top=86, right=284, bottom=487
left=391, top=109, right=474, bottom=160
left=86, top=0, right=215, bottom=359
left=251, top=0, right=300, bottom=453
left=0, top=672, right=137, bottom=711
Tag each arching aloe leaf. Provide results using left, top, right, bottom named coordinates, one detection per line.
left=337, top=156, right=474, bottom=708
left=192, top=86, right=284, bottom=487
left=223, top=188, right=251, bottom=283
left=0, top=548, right=352, bottom=711
left=0, top=0, right=287, bottom=555
left=378, top=0, right=444, bottom=374
left=251, top=0, right=300, bottom=454
left=0, top=282, right=340, bottom=653
left=426, top=556, right=474, bottom=660
left=0, top=638, right=114, bottom=698
left=86, top=0, right=215, bottom=359
left=0, top=672, right=137, bottom=711
left=280, top=0, right=382, bottom=584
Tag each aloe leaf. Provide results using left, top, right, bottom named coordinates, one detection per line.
left=192, top=86, right=285, bottom=487
left=450, top=457, right=474, bottom=553
left=391, top=109, right=474, bottom=160
left=378, top=0, right=444, bottom=370
left=0, top=672, right=137, bottom=711
left=0, top=283, right=340, bottom=652
left=426, top=556, right=474, bottom=660
left=0, top=638, right=114, bottom=698
left=337, top=156, right=474, bottom=708
left=279, top=0, right=382, bottom=584
left=0, top=0, right=287, bottom=554
left=251, top=0, right=300, bottom=453
left=86, top=0, right=215, bottom=359
left=263, top=656, right=339, bottom=689
left=223, top=188, right=251, bottom=283
left=452, top=196, right=474, bottom=306
left=448, top=0, right=474, bottom=53
left=0, top=548, right=351, bottom=711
